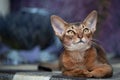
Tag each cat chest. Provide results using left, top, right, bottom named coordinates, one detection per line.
left=61, top=52, right=87, bottom=70
left=61, top=52, right=86, bottom=69
left=70, top=52, right=85, bottom=62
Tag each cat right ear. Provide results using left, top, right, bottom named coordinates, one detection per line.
left=83, top=10, right=97, bottom=33
left=51, top=15, right=67, bottom=37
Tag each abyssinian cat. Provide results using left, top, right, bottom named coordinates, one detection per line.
left=50, top=10, right=113, bottom=78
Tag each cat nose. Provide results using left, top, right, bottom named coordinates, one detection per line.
left=78, top=35, right=83, bottom=38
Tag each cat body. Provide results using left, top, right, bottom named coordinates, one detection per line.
left=51, top=11, right=113, bottom=78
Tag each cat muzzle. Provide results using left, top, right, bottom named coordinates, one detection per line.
left=74, top=40, right=85, bottom=44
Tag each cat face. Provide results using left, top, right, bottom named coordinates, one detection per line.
left=51, top=11, right=97, bottom=51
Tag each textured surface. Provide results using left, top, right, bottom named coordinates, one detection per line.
left=0, top=55, right=119, bottom=80
left=0, top=62, right=120, bottom=80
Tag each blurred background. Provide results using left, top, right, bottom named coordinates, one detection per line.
left=0, top=0, right=119, bottom=67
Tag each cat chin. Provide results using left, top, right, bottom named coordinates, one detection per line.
left=64, top=43, right=91, bottom=51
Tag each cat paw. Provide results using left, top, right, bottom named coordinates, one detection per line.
left=63, top=71, right=72, bottom=76
left=83, top=71, right=93, bottom=78
left=86, top=73, right=93, bottom=78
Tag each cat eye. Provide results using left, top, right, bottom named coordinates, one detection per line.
left=83, top=28, right=90, bottom=33
left=67, top=30, right=75, bottom=34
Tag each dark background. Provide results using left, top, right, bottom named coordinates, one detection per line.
left=0, top=0, right=120, bottom=65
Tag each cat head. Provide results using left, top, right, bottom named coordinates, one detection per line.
left=51, top=10, right=97, bottom=51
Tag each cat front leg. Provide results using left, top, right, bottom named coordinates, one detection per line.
left=63, top=69, right=92, bottom=77
left=89, top=64, right=113, bottom=78
left=63, top=69, right=82, bottom=77
left=82, top=70, right=93, bottom=78
left=63, top=68, right=84, bottom=77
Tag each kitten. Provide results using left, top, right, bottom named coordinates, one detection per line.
left=50, top=10, right=113, bottom=78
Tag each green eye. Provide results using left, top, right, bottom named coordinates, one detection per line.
left=67, top=30, right=75, bottom=34
left=84, top=28, right=89, bottom=33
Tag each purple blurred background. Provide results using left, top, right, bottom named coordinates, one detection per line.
left=0, top=0, right=120, bottom=64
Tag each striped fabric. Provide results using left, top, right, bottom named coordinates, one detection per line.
left=0, top=71, right=119, bottom=80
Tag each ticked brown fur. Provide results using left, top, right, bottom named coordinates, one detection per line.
left=51, top=10, right=113, bottom=78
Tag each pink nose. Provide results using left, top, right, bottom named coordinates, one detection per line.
left=78, top=34, right=83, bottom=39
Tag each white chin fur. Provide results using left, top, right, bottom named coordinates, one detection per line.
left=64, top=43, right=90, bottom=52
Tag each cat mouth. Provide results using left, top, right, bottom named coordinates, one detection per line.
left=74, top=40, right=85, bottom=44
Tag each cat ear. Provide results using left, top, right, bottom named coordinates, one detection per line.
left=51, top=15, right=67, bottom=37
left=83, top=10, right=97, bottom=33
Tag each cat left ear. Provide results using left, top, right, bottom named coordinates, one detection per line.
left=83, top=10, right=97, bottom=33
left=51, top=15, right=67, bottom=37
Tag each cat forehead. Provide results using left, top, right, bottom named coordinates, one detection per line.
left=65, top=22, right=82, bottom=33
left=69, top=22, right=81, bottom=27
left=66, top=22, right=84, bottom=30
left=68, top=22, right=89, bottom=29
left=66, top=22, right=92, bottom=34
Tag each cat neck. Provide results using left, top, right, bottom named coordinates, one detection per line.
left=64, top=45, right=92, bottom=62
left=64, top=49, right=87, bottom=62
left=64, top=44, right=91, bottom=53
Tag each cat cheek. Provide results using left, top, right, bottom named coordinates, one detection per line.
left=82, top=37, right=89, bottom=43
left=63, top=40, right=72, bottom=46
left=81, top=37, right=87, bottom=42
left=65, top=42, right=72, bottom=46
left=87, top=34, right=92, bottom=39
